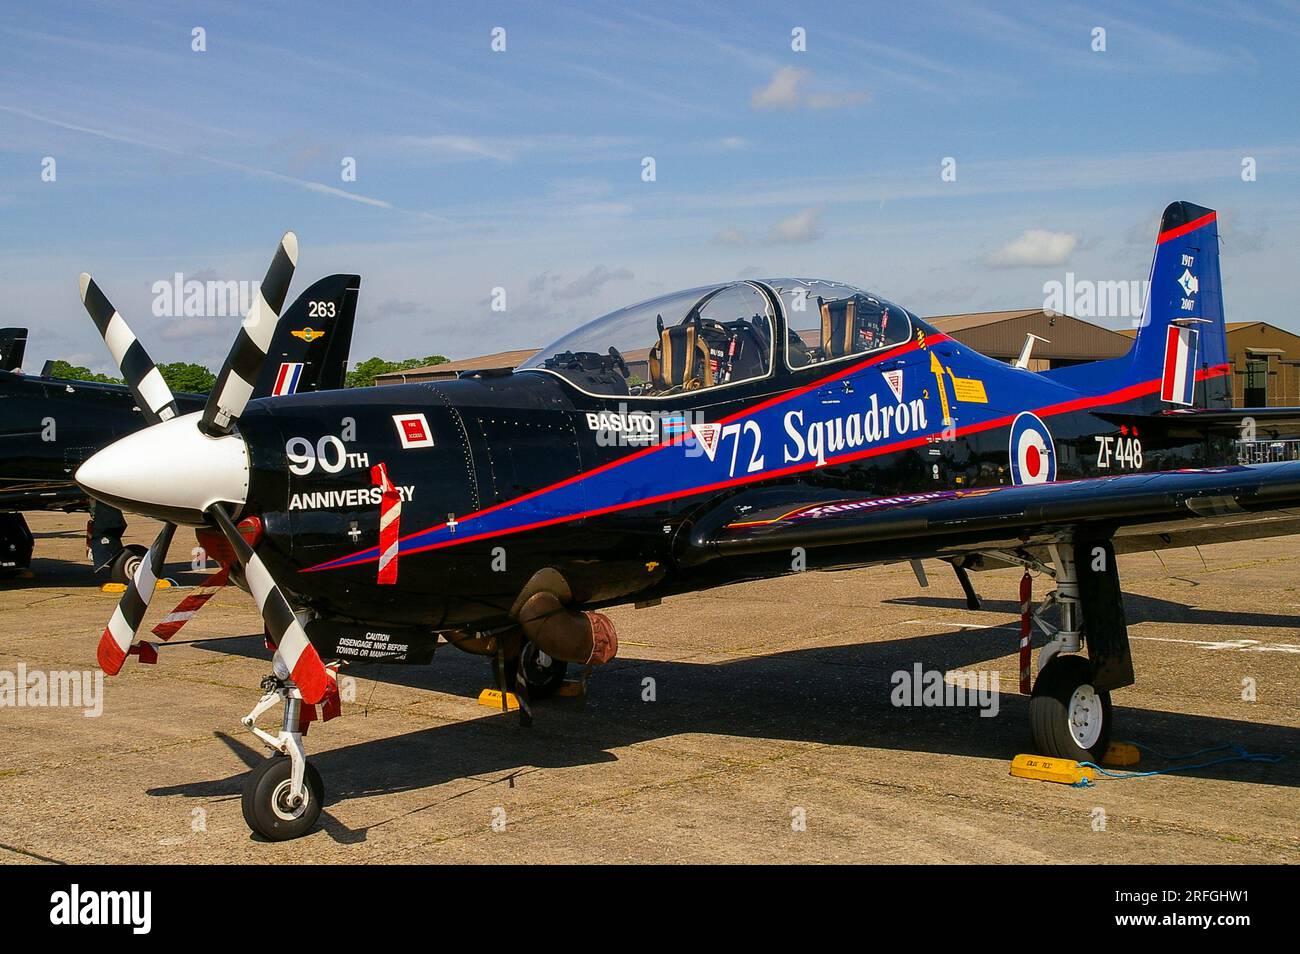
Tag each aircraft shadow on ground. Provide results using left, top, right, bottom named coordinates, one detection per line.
left=150, top=622, right=1299, bottom=843
left=3, top=557, right=212, bottom=591
left=888, top=591, right=1300, bottom=630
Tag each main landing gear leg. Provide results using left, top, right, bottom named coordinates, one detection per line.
left=1023, top=538, right=1134, bottom=764
left=239, top=675, right=324, bottom=840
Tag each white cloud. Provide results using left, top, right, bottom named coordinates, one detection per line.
left=769, top=206, right=823, bottom=243
left=984, top=229, right=1079, bottom=267
left=751, top=67, right=870, bottom=111
left=714, top=207, right=824, bottom=246
left=752, top=67, right=807, bottom=110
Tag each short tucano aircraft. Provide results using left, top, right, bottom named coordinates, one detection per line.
left=74, top=202, right=1300, bottom=839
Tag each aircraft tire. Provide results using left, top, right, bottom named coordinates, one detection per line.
left=504, top=640, right=569, bottom=700
left=241, top=756, right=324, bottom=841
left=1029, top=654, right=1112, bottom=763
left=108, top=544, right=149, bottom=584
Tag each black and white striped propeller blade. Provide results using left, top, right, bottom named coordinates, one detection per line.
left=78, top=274, right=179, bottom=425
left=200, top=232, right=298, bottom=436
left=97, top=522, right=176, bottom=675
left=207, top=503, right=331, bottom=704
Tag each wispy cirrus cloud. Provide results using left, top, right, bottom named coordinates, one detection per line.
left=382, top=132, right=639, bottom=164
left=0, top=103, right=438, bottom=216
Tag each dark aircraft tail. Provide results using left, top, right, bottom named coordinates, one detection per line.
left=1046, top=201, right=1230, bottom=409
left=0, top=328, right=28, bottom=372
left=252, top=274, right=360, bottom=396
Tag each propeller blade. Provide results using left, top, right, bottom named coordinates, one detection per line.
left=207, top=503, right=330, bottom=704
left=78, top=273, right=179, bottom=425
left=150, top=564, right=231, bottom=641
left=98, top=522, right=177, bottom=675
left=200, top=232, right=298, bottom=436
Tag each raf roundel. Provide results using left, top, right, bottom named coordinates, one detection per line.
left=1009, top=412, right=1056, bottom=485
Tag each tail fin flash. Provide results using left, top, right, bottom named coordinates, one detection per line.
left=0, top=327, right=28, bottom=372
left=253, top=274, right=360, bottom=397
left=1129, top=202, right=1229, bottom=408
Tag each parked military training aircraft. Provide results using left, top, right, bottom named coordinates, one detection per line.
left=73, top=202, right=1300, bottom=840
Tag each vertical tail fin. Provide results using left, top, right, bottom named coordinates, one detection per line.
left=253, top=274, right=360, bottom=397
left=1127, top=202, right=1229, bottom=408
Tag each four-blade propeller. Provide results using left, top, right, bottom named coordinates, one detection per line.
left=76, top=232, right=332, bottom=703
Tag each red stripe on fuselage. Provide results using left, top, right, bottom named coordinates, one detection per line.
left=304, top=355, right=1229, bottom=572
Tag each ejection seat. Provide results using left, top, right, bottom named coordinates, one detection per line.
left=648, top=314, right=714, bottom=393
left=818, top=294, right=901, bottom=359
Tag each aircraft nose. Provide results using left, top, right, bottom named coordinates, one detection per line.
left=76, top=411, right=250, bottom=525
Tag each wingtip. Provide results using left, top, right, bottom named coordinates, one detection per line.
left=281, top=231, right=299, bottom=267
left=78, top=272, right=92, bottom=301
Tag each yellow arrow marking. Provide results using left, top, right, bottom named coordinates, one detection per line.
left=930, top=351, right=952, bottom=425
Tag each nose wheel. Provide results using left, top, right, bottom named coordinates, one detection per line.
left=242, top=755, right=324, bottom=841
left=239, top=676, right=325, bottom=841
left=108, top=544, right=148, bottom=584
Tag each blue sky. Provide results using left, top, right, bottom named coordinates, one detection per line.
left=2, top=0, right=1299, bottom=372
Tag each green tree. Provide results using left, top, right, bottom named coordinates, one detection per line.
left=157, top=361, right=216, bottom=394
left=46, top=360, right=122, bottom=385
left=346, top=354, right=448, bottom=388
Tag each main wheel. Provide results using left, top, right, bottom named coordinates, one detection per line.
left=504, top=640, right=569, bottom=700
left=108, top=544, right=148, bottom=584
left=1030, top=654, right=1112, bottom=763
left=241, top=757, right=324, bottom=841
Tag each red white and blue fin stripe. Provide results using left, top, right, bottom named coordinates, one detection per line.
left=272, top=361, right=305, bottom=396
left=1161, top=325, right=1199, bottom=406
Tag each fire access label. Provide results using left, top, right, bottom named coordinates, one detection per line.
left=393, top=413, right=435, bottom=448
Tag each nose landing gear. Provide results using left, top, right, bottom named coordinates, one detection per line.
left=240, top=675, right=324, bottom=841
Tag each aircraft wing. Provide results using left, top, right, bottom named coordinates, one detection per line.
left=684, top=462, right=1300, bottom=566
left=0, top=484, right=87, bottom=510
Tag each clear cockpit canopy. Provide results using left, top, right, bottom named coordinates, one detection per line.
left=519, top=278, right=915, bottom=396
left=520, top=281, right=776, bottom=397
left=763, top=278, right=914, bottom=368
